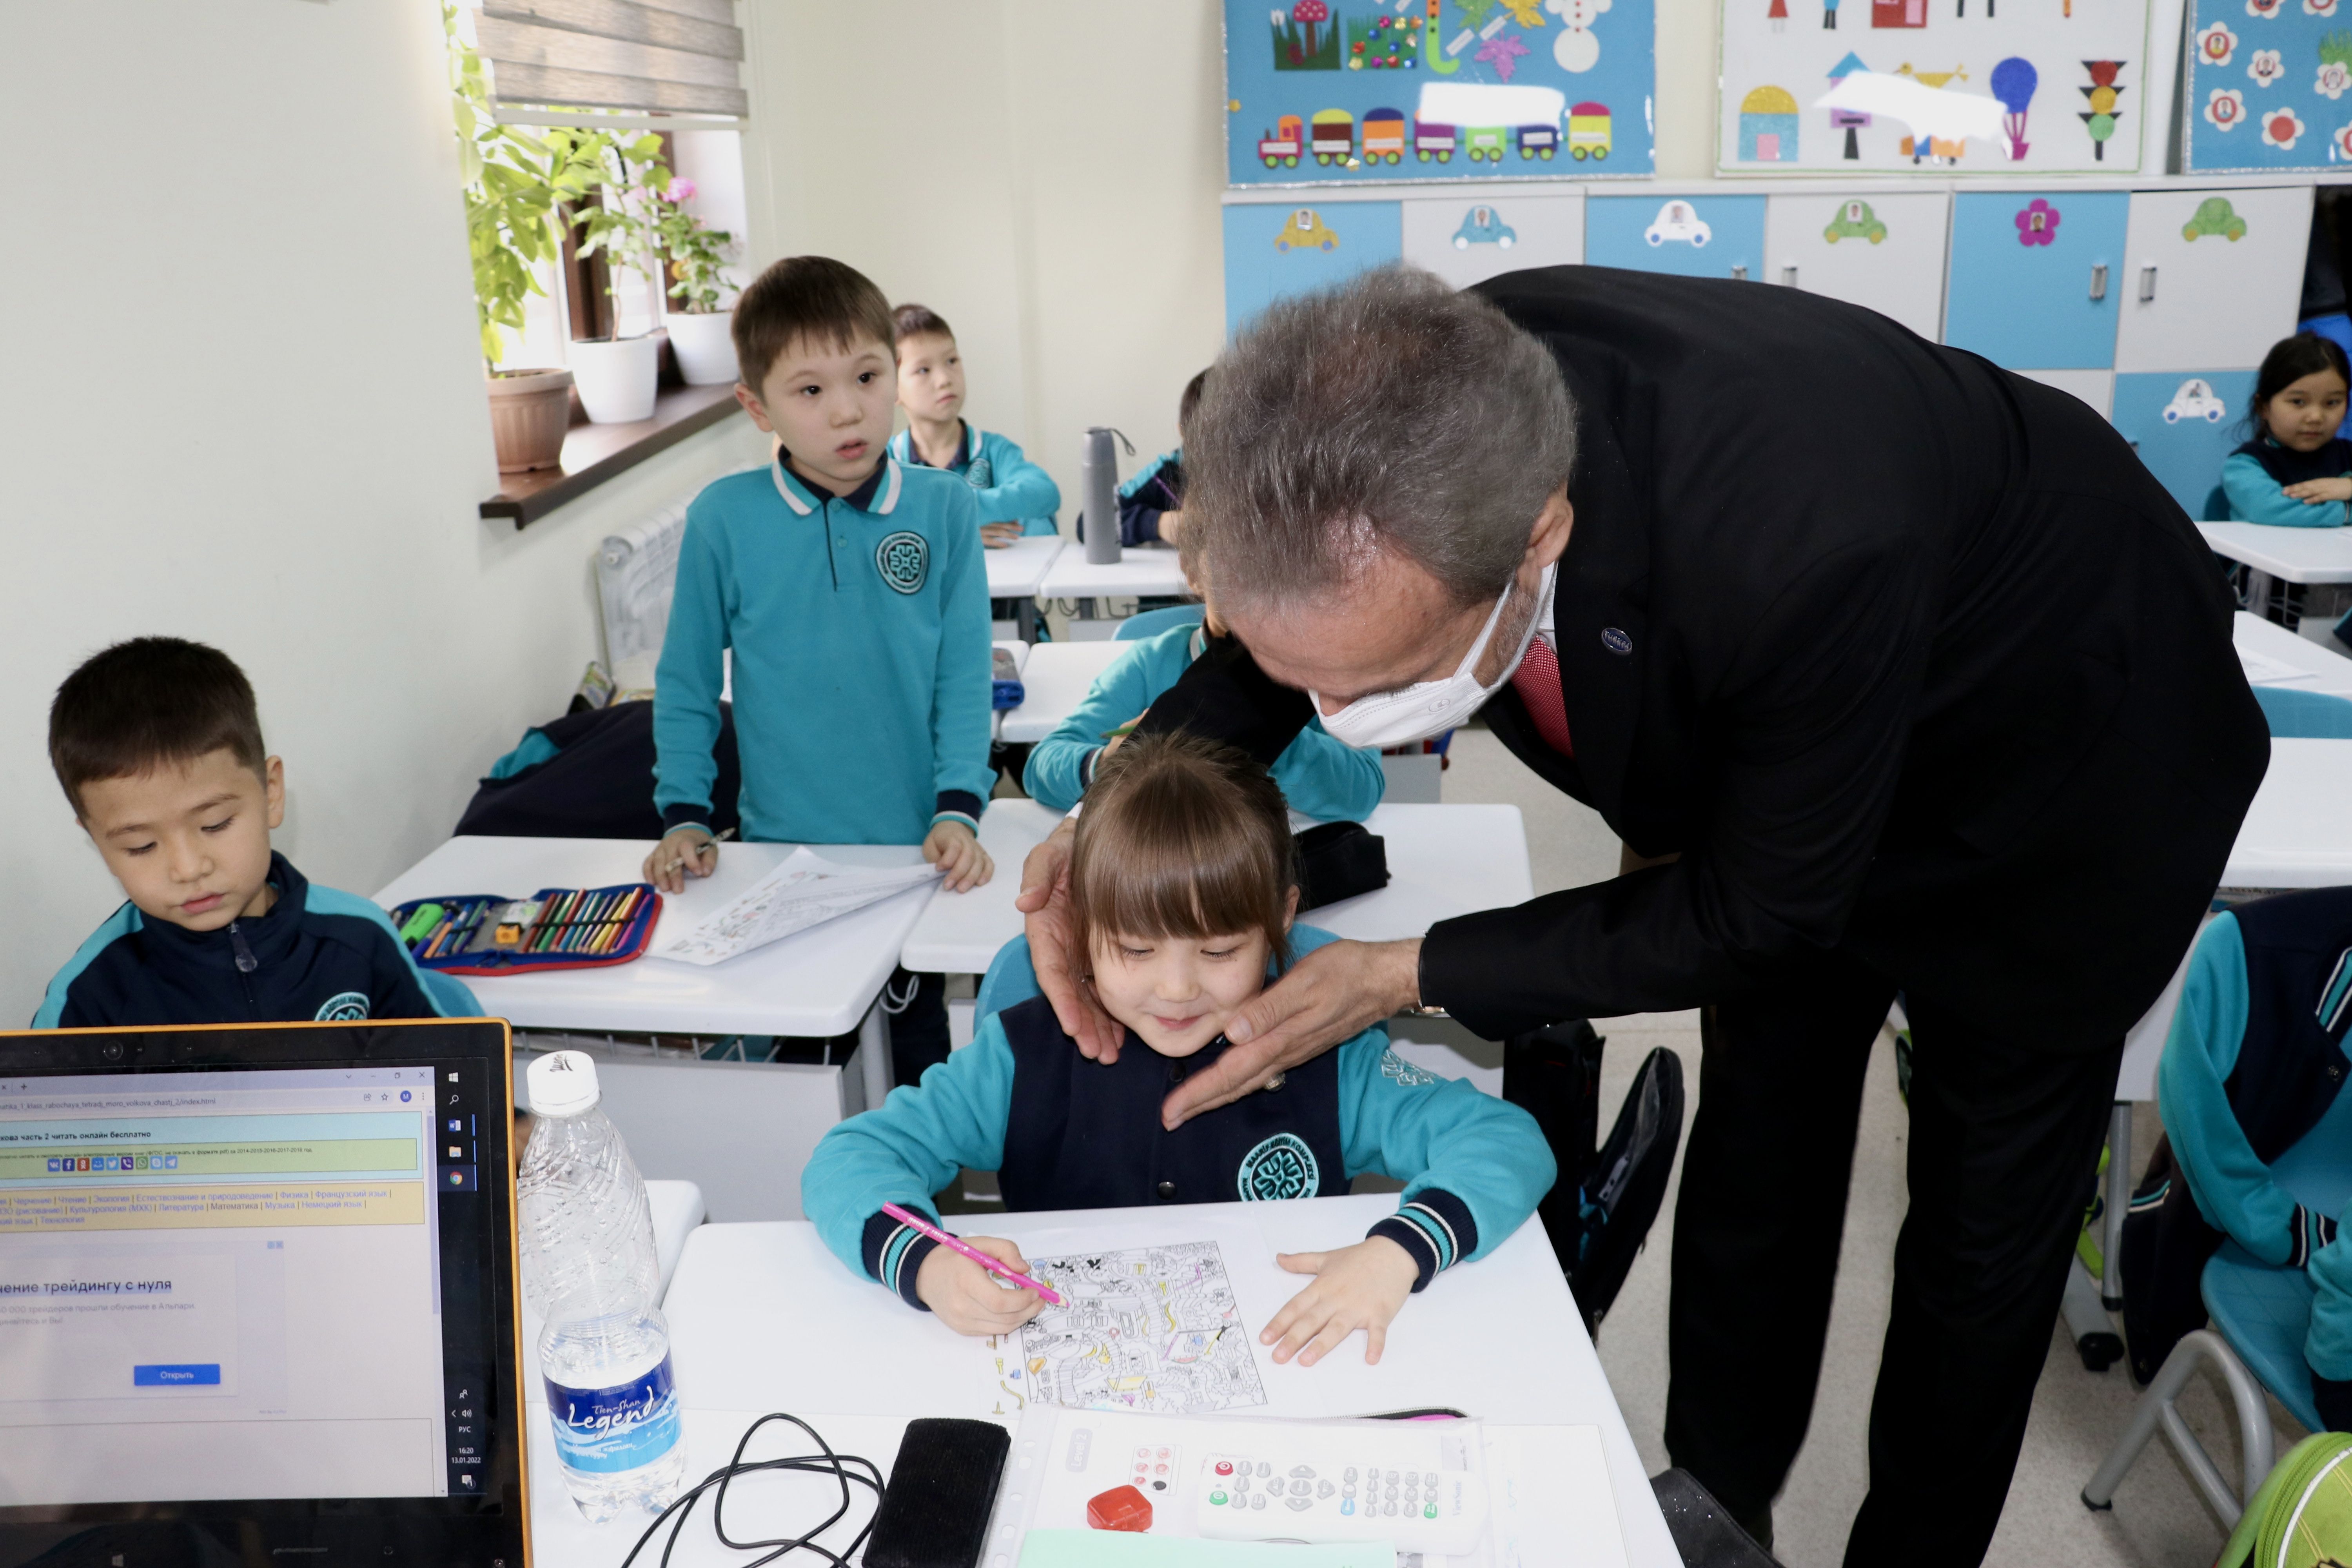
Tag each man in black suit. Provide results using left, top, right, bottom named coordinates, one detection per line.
left=1015, top=265, right=2268, bottom=1563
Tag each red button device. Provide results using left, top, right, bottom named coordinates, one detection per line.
left=1214, top=1461, right=1233, bottom=1476
left=1087, top=1484, right=1154, bottom=1532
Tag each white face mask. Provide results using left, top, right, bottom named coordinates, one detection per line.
left=1310, top=564, right=1555, bottom=750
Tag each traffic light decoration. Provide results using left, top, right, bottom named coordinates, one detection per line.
left=2080, top=60, right=2125, bottom=159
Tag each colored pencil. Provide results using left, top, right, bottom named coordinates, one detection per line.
left=880, top=1202, right=1063, bottom=1305
left=564, top=891, right=611, bottom=953
left=529, top=891, right=575, bottom=954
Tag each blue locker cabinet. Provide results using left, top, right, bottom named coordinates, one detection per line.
left=1944, top=191, right=2131, bottom=371
left=1584, top=194, right=1768, bottom=283
left=1223, top=200, right=1403, bottom=338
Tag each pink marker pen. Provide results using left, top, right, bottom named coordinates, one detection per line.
left=881, top=1201, right=1064, bottom=1305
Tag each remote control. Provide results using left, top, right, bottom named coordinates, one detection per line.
left=1194, top=1448, right=1486, bottom=1554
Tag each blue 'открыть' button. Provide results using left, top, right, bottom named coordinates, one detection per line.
left=133, top=1364, right=220, bottom=1387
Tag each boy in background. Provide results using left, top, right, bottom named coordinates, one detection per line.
left=1105, top=368, right=1206, bottom=548
left=889, top=303, right=1060, bottom=545
left=645, top=257, right=994, bottom=1085
left=36, top=637, right=469, bottom=1027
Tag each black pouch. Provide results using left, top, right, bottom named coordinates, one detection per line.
left=864, top=1418, right=1011, bottom=1568
left=1295, top=820, right=1390, bottom=910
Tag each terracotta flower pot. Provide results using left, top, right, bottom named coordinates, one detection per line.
left=486, top=367, right=574, bottom=473
left=666, top=310, right=739, bottom=386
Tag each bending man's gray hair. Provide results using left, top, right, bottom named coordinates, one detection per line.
left=1181, top=265, right=1577, bottom=614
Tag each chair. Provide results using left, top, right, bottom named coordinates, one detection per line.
left=2254, top=685, right=2352, bottom=739
left=421, top=968, right=483, bottom=1018
left=1113, top=604, right=1205, bottom=642
left=2084, top=1083, right=2352, bottom=1524
left=973, top=935, right=1039, bottom=1024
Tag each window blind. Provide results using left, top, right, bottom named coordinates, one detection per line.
left=475, top=0, right=746, bottom=120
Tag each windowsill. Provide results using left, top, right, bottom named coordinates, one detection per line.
left=480, top=382, right=742, bottom=528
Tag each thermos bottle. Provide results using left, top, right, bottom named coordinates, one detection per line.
left=1080, top=427, right=1129, bottom=565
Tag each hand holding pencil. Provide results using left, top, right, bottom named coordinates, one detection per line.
left=643, top=827, right=717, bottom=894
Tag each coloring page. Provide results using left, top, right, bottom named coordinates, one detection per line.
left=1014, top=1241, right=1269, bottom=1416
left=647, top=849, right=937, bottom=966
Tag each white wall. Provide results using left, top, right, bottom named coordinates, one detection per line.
left=0, top=0, right=768, bottom=1020
left=733, top=0, right=1719, bottom=517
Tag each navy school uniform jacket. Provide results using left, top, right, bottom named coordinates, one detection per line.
left=803, top=925, right=1556, bottom=1308
left=653, top=452, right=995, bottom=846
left=34, top=852, right=474, bottom=1028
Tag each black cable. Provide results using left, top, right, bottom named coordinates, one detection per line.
left=617, top=1413, right=885, bottom=1568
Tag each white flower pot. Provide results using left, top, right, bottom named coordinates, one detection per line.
left=568, top=334, right=660, bottom=424
left=666, top=310, right=739, bottom=386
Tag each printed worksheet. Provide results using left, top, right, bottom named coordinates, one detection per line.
left=648, top=849, right=938, bottom=966
left=1011, top=1241, right=1269, bottom=1417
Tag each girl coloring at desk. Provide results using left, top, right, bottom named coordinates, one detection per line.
left=802, top=732, right=1553, bottom=1365
left=2221, top=332, right=2352, bottom=527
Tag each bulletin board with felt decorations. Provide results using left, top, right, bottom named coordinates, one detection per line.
left=1714, top=0, right=2155, bottom=171
left=1223, top=0, right=1656, bottom=185
left=2183, top=0, right=2352, bottom=168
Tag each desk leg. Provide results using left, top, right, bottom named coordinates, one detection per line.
left=2102, top=1102, right=2130, bottom=1310
left=2248, top=569, right=2277, bottom=622
left=858, top=999, right=894, bottom=1112
left=1016, top=597, right=1038, bottom=642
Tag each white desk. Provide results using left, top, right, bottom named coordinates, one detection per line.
left=986, top=536, right=1063, bottom=641
left=1039, top=543, right=1193, bottom=603
left=899, top=802, right=1534, bottom=982
left=374, top=836, right=935, bottom=1109
left=2199, top=521, right=2352, bottom=585
left=901, top=800, right=1065, bottom=974
left=996, top=641, right=1128, bottom=746
left=630, top=1194, right=1674, bottom=1566
left=2236, top=610, right=2352, bottom=697
left=2221, top=737, right=2352, bottom=891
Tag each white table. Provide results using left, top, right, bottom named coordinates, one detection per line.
left=985, top=536, right=1063, bottom=641
left=996, top=640, right=1128, bottom=746
left=1038, top=542, right=1193, bottom=608
left=2236, top=610, right=2352, bottom=697
left=375, top=836, right=935, bottom=1110
left=900, top=803, right=1534, bottom=983
left=611, top=1194, right=1675, bottom=1568
left=2199, top=523, right=2352, bottom=630
left=901, top=800, right=1065, bottom=974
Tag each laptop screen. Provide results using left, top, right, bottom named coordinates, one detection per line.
left=0, top=1022, right=524, bottom=1568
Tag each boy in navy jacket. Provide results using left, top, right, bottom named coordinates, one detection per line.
left=646, top=257, right=995, bottom=1083
left=804, top=734, right=1552, bottom=1365
left=35, top=638, right=470, bottom=1028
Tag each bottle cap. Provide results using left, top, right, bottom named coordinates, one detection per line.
left=526, top=1051, right=601, bottom=1117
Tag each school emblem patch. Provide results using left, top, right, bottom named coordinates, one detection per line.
left=1379, top=1048, right=1436, bottom=1088
left=875, top=530, right=929, bottom=594
left=965, top=456, right=995, bottom=490
left=1236, top=1132, right=1319, bottom=1201
left=314, top=991, right=371, bottom=1022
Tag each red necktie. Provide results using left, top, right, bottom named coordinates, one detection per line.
left=1510, top=634, right=1576, bottom=758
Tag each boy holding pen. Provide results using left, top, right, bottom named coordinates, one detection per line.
left=644, top=256, right=995, bottom=1084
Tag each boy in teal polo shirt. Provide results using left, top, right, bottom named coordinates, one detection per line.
left=646, top=256, right=995, bottom=1082
left=888, top=303, right=1060, bottom=543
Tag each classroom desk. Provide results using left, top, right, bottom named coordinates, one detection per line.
left=2236, top=609, right=2352, bottom=697
left=374, top=836, right=934, bottom=1109
left=900, top=803, right=1535, bottom=980
left=985, top=535, right=1063, bottom=642
left=1038, top=542, right=1193, bottom=606
left=2199, top=523, right=2352, bottom=630
left=535, top=1193, right=1676, bottom=1568
left=995, top=640, right=1128, bottom=745
left=900, top=800, right=1064, bottom=974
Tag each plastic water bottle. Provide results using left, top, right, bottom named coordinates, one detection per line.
left=517, top=1051, right=686, bottom=1523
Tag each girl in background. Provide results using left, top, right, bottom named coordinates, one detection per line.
left=2221, top=332, right=2352, bottom=527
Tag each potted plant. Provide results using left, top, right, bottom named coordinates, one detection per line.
left=449, top=6, right=602, bottom=470
left=654, top=181, right=740, bottom=386
left=568, top=134, right=673, bottom=424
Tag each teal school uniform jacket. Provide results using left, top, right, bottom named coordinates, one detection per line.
left=653, top=452, right=995, bottom=845
left=2222, top=450, right=2352, bottom=527
left=887, top=422, right=1060, bottom=537
left=803, top=924, right=1555, bottom=1306
left=1021, top=623, right=1386, bottom=820
left=2160, top=910, right=2352, bottom=1379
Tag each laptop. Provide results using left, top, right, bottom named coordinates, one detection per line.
left=0, top=1020, right=528, bottom=1568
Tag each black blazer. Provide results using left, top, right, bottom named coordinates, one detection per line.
left=1154, top=267, right=2270, bottom=1052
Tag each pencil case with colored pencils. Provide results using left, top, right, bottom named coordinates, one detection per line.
left=387, top=883, right=661, bottom=976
